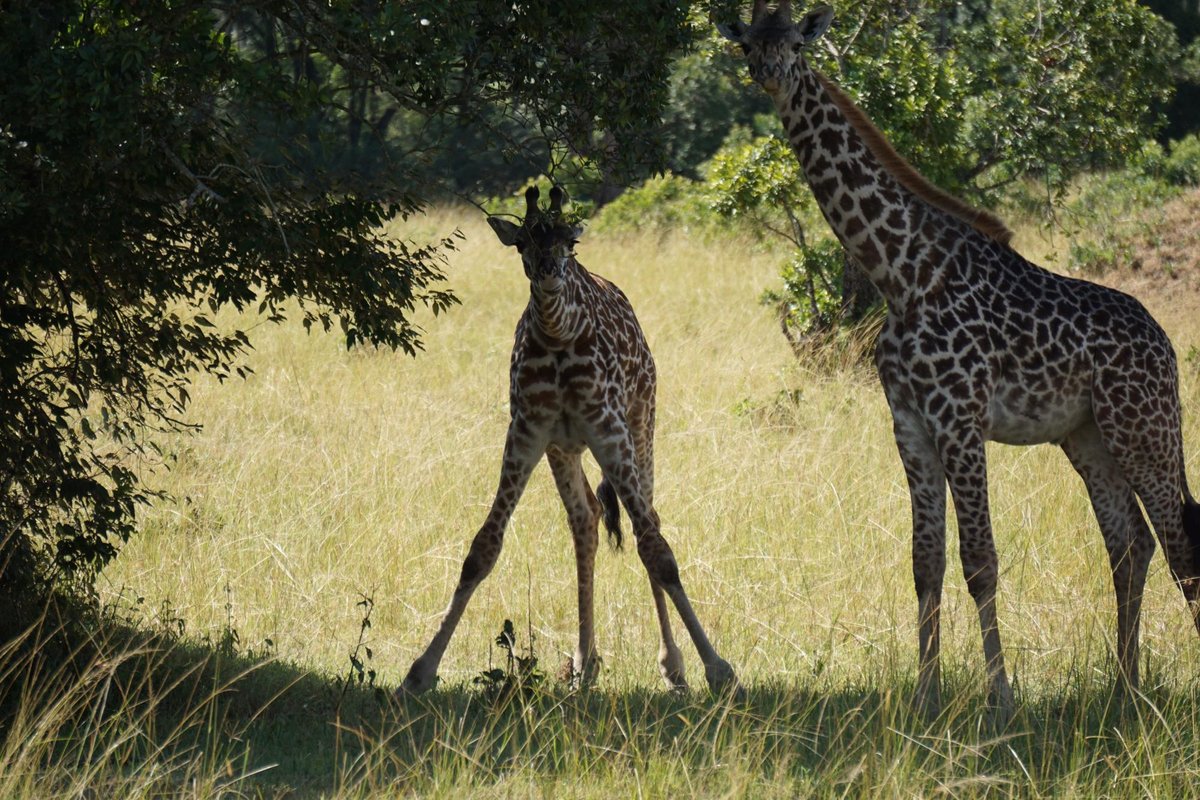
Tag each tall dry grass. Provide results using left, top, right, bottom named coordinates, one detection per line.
left=70, top=207, right=1200, bottom=795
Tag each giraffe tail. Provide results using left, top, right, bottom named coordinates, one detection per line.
left=1184, top=474, right=1200, bottom=573
left=596, top=478, right=623, bottom=551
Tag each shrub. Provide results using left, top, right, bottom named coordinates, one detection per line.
left=759, top=239, right=846, bottom=346
left=589, top=173, right=723, bottom=235
left=1165, top=134, right=1200, bottom=186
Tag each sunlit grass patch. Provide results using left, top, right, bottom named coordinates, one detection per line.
left=70, top=208, right=1200, bottom=796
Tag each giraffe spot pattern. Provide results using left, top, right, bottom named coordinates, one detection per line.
left=400, top=189, right=737, bottom=696
left=731, top=12, right=1198, bottom=709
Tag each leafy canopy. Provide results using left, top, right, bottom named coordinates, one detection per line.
left=0, top=0, right=694, bottom=602
left=705, top=0, right=1179, bottom=339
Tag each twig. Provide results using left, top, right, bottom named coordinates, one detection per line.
left=156, top=139, right=226, bottom=205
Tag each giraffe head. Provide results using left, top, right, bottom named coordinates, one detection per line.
left=717, top=1, right=834, bottom=97
left=488, top=186, right=582, bottom=288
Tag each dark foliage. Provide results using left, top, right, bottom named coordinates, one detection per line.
left=0, top=0, right=696, bottom=607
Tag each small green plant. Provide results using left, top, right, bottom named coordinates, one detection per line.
left=336, top=593, right=378, bottom=711
left=589, top=173, right=721, bottom=235
left=1067, top=240, right=1124, bottom=275
left=473, top=619, right=545, bottom=704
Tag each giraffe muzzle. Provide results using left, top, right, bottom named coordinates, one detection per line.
left=750, top=61, right=786, bottom=93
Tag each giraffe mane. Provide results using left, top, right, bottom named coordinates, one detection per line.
left=813, top=70, right=1013, bottom=246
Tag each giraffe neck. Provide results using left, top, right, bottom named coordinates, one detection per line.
left=773, top=65, right=964, bottom=308
left=528, top=260, right=590, bottom=346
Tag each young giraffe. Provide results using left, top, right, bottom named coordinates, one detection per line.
left=720, top=1, right=1200, bottom=715
left=399, top=186, right=737, bottom=695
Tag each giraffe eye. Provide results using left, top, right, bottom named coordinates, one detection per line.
left=792, top=42, right=803, bottom=54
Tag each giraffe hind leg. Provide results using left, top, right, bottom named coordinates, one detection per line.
left=1092, top=369, right=1200, bottom=621
left=651, top=579, right=687, bottom=690
left=1184, top=495, right=1200, bottom=579
left=1062, top=420, right=1155, bottom=693
left=1182, top=495, right=1200, bottom=636
left=597, top=468, right=684, bottom=687
left=588, top=434, right=736, bottom=694
left=626, top=400, right=686, bottom=686
left=1129, top=481, right=1200, bottom=631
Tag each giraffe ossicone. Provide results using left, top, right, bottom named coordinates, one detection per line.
left=721, top=2, right=1200, bottom=718
left=398, top=186, right=737, bottom=696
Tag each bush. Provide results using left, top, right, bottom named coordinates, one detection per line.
left=1165, top=134, right=1200, bottom=186
left=589, top=173, right=724, bottom=235
left=759, top=239, right=846, bottom=346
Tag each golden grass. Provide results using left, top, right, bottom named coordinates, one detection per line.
left=107, top=208, right=1200, bottom=689
left=90, top=207, right=1200, bottom=796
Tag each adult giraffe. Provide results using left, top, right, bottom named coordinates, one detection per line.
left=398, top=187, right=737, bottom=695
left=719, top=1, right=1200, bottom=715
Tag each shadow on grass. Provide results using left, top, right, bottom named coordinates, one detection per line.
left=3, top=612, right=1200, bottom=797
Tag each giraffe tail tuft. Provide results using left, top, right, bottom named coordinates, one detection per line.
left=596, top=478, right=623, bottom=551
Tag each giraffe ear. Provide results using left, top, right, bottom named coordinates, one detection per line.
left=487, top=217, right=522, bottom=247
left=716, top=19, right=746, bottom=42
left=797, top=5, right=834, bottom=43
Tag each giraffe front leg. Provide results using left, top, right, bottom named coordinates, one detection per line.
left=398, top=420, right=544, bottom=696
left=941, top=427, right=1013, bottom=719
left=546, top=446, right=601, bottom=688
left=891, top=408, right=948, bottom=719
left=588, top=433, right=736, bottom=694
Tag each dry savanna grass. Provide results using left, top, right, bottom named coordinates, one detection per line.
left=60, top=203, right=1200, bottom=796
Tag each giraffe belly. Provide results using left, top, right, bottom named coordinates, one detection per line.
left=547, top=415, right=587, bottom=449
left=984, top=389, right=1091, bottom=446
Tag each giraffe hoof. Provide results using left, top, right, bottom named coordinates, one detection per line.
left=986, top=682, right=1015, bottom=728
left=658, top=648, right=687, bottom=691
left=396, top=661, right=438, bottom=697
left=565, top=654, right=600, bottom=690
left=704, top=659, right=739, bottom=696
left=660, top=672, right=689, bottom=693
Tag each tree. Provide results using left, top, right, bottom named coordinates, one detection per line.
left=1142, top=0, right=1200, bottom=138
left=709, top=0, right=1178, bottom=344
left=0, top=0, right=695, bottom=611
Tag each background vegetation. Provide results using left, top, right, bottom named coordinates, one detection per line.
left=0, top=0, right=692, bottom=612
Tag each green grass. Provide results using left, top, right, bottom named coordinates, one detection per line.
left=14, top=208, right=1200, bottom=796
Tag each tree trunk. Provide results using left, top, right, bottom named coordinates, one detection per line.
left=841, top=252, right=880, bottom=322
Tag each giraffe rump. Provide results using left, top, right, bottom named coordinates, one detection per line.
left=596, top=478, right=623, bottom=550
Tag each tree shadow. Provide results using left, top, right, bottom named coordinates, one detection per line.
left=3, top=611, right=1198, bottom=797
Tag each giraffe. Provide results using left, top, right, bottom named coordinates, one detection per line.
left=398, top=186, right=737, bottom=695
left=719, top=1, right=1200, bottom=715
